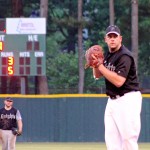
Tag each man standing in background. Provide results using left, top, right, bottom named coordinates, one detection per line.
left=0, top=97, right=23, bottom=150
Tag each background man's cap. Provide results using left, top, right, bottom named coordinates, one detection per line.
left=106, top=25, right=121, bottom=36
left=5, top=97, right=13, bottom=101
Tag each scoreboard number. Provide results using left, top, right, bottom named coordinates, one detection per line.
left=8, top=56, right=14, bottom=65
left=0, top=41, right=4, bottom=51
left=8, top=56, right=14, bottom=75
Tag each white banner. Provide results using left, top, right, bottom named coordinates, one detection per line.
left=6, top=18, right=46, bottom=34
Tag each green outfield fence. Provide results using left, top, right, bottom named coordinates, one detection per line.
left=0, top=94, right=150, bottom=143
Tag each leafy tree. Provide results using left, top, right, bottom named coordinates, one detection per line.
left=46, top=36, right=79, bottom=93
left=138, top=0, right=150, bottom=76
left=0, top=0, right=150, bottom=93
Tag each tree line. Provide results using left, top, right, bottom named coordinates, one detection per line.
left=0, top=0, right=149, bottom=94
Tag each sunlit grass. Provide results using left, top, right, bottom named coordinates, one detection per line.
left=0, top=142, right=149, bottom=150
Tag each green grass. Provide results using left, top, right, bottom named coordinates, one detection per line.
left=16, top=142, right=106, bottom=150
left=139, top=143, right=150, bottom=150
left=0, top=142, right=150, bottom=150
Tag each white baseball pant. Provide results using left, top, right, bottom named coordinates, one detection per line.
left=104, top=91, right=142, bottom=150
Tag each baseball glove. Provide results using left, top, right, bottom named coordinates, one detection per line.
left=85, top=45, right=104, bottom=69
left=12, top=127, right=21, bottom=136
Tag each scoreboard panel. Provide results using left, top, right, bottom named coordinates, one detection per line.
left=0, top=18, right=46, bottom=76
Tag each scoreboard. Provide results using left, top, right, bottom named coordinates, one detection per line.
left=0, top=18, right=46, bottom=76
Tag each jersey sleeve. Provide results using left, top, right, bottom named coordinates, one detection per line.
left=115, top=55, right=132, bottom=78
left=16, top=110, right=22, bottom=120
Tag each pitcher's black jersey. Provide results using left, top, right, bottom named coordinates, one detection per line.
left=103, top=45, right=139, bottom=97
left=0, top=107, right=17, bottom=130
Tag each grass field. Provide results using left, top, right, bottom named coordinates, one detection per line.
left=0, top=142, right=148, bottom=150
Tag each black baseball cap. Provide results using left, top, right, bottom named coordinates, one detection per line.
left=106, top=25, right=121, bottom=36
left=5, top=97, right=13, bottom=102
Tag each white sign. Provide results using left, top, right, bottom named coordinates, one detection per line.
left=6, top=18, right=46, bottom=34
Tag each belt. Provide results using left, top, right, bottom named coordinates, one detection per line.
left=109, top=94, right=124, bottom=100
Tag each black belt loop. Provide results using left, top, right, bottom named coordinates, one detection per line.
left=109, top=94, right=124, bottom=100
left=109, top=91, right=139, bottom=100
